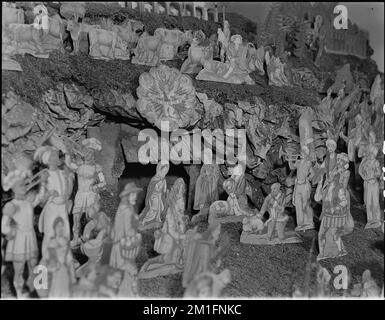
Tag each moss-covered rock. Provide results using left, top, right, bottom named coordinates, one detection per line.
left=2, top=51, right=319, bottom=113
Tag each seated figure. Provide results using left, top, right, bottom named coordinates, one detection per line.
left=196, top=35, right=255, bottom=85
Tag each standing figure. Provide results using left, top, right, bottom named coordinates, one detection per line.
left=1, top=170, right=45, bottom=297
left=139, top=161, right=169, bottom=231
left=289, top=146, right=314, bottom=231
left=223, top=35, right=248, bottom=79
left=65, top=138, right=106, bottom=247
left=34, top=146, right=72, bottom=256
left=194, top=164, right=220, bottom=212
left=359, top=145, right=382, bottom=229
left=110, top=182, right=142, bottom=270
left=315, top=178, right=348, bottom=261
left=331, top=153, right=354, bottom=234
left=217, top=20, right=230, bottom=63
left=139, top=178, right=188, bottom=279
left=226, top=163, right=252, bottom=210
left=41, top=217, right=76, bottom=297
left=260, top=183, right=289, bottom=242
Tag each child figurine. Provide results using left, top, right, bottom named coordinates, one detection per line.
left=359, top=144, right=382, bottom=229
left=65, top=137, right=106, bottom=247
left=2, top=169, right=45, bottom=297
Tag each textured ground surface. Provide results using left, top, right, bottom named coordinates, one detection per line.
left=2, top=177, right=383, bottom=298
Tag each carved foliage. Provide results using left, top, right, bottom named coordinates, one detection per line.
left=136, top=65, right=202, bottom=131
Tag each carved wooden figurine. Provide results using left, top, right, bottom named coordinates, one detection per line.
left=139, top=161, right=169, bottom=231
left=359, top=144, right=382, bottom=229
left=1, top=169, right=45, bottom=297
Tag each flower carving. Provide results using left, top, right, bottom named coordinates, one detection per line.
left=136, top=65, right=202, bottom=131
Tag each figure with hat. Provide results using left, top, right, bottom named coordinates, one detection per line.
left=138, top=161, right=169, bottom=231
left=289, top=145, right=315, bottom=232
left=109, top=182, right=142, bottom=296
left=34, top=145, right=73, bottom=257
left=359, top=142, right=382, bottom=229
left=1, top=169, right=46, bottom=297
left=65, top=137, right=106, bottom=247
left=109, top=182, right=142, bottom=270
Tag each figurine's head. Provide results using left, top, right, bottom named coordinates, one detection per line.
left=82, top=138, right=102, bottom=163
left=119, top=182, right=142, bottom=205
left=271, top=182, right=281, bottom=197
left=53, top=217, right=65, bottom=238
left=230, top=35, right=242, bottom=46
left=34, top=146, right=61, bottom=169
left=3, top=170, right=29, bottom=198
left=326, top=139, right=336, bottom=153
left=156, top=160, right=170, bottom=178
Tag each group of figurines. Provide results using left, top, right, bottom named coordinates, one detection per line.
left=1, top=133, right=232, bottom=298
left=2, top=127, right=382, bottom=298
left=3, top=3, right=290, bottom=87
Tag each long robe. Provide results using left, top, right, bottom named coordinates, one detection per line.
left=140, top=175, right=167, bottom=226
left=193, top=165, right=219, bottom=210
left=110, top=204, right=139, bottom=270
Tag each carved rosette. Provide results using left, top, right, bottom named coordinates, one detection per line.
left=136, top=65, right=202, bottom=131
